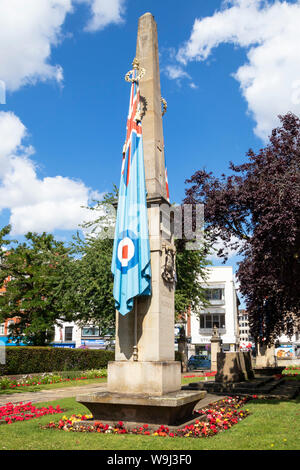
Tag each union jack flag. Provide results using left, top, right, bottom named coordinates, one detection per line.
left=111, top=68, right=151, bottom=316
left=121, top=71, right=142, bottom=187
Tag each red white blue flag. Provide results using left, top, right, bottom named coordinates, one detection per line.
left=111, top=70, right=151, bottom=316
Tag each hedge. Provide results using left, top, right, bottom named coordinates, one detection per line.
left=0, top=347, right=115, bottom=376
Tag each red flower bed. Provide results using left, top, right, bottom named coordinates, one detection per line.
left=41, top=396, right=251, bottom=438
left=0, top=402, right=63, bottom=424
left=4, top=374, right=105, bottom=391
left=183, top=371, right=217, bottom=379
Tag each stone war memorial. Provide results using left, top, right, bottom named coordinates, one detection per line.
left=77, top=12, right=206, bottom=427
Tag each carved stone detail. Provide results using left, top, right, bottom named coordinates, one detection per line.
left=161, top=243, right=176, bottom=284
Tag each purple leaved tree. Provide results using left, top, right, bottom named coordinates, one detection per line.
left=184, top=113, right=300, bottom=344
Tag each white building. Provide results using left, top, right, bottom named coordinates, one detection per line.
left=238, top=309, right=254, bottom=350
left=188, top=266, right=240, bottom=358
left=52, top=322, right=114, bottom=349
left=237, top=309, right=300, bottom=359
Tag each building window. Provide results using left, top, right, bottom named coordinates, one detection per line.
left=200, top=314, right=225, bottom=330
left=81, top=326, right=100, bottom=337
left=205, top=288, right=224, bottom=301
left=7, top=321, right=14, bottom=334
left=0, top=323, right=4, bottom=335
left=64, top=327, right=73, bottom=342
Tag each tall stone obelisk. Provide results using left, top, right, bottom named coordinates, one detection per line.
left=107, top=12, right=181, bottom=395
left=77, top=14, right=205, bottom=424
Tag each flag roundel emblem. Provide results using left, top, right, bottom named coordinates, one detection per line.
left=116, top=230, right=138, bottom=273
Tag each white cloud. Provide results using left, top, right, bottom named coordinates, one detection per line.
left=0, top=0, right=73, bottom=91
left=0, top=0, right=126, bottom=92
left=164, top=65, right=199, bottom=90
left=164, top=65, right=191, bottom=81
left=0, top=111, right=98, bottom=235
left=76, top=0, right=125, bottom=32
left=177, top=0, right=300, bottom=140
left=0, top=111, right=27, bottom=160
left=0, top=1, right=125, bottom=235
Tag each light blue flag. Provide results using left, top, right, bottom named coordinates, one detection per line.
left=111, top=73, right=151, bottom=316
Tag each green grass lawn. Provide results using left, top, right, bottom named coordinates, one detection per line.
left=0, top=377, right=107, bottom=395
left=0, top=396, right=299, bottom=450
left=181, top=376, right=207, bottom=385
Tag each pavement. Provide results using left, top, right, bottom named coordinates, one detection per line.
left=0, top=379, right=223, bottom=410
left=0, top=383, right=107, bottom=406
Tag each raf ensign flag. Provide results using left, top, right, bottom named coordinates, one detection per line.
left=111, top=69, right=151, bottom=316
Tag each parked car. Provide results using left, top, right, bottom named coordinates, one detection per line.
left=188, top=355, right=211, bottom=370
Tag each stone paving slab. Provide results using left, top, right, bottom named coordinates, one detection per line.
left=0, top=383, right=107, bottom=406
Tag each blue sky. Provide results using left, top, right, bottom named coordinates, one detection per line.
left=1, top=0, right=300, bottom=287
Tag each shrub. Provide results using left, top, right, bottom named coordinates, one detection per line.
left=0, top=347, right=114, bottom=376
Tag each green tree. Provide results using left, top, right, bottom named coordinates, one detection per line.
left=0, top=229, right=73, bottom=346
left=61, top=191, right=117, bottom=334
left=63, top=234, right=115, bottom=335
left=184, top=113, right=300, bottom=343
left=174, top=238, right=210, bottom=321
left=69, top=190, right=210, bottom=331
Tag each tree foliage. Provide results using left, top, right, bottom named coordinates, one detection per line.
left=0, top=229, right=73, bottom=345
left=61, top=191, right=117, bottom=334
left=0, top=187, right=211, bottom=341
left=72, top=190, right=211, bottom=326
left=63, top=234, right=115, bottom=334
left=184, top=113, right=300, bottom=343
left=174, top=237, right=210, bottom=320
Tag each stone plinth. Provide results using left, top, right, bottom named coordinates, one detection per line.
left=210, top=327, right=222, bottom=372
left=215, top=351, right=254, bottom=383
left=107, top=361, right=181, bottom=396
left=77, top=389, right=206, bottom=426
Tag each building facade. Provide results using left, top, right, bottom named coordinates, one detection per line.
left=238, top=309, right=254, bottom=350
left=0, top=276, right=26, bottom=346
left=274, top=330, right=300, bottom=360
left=188, top=266, right=240, bottom=360
left=237, top=309, right=300, bottom=360
left=0, top=318, right=23, bottom=345
left=52, top=322, right=115, bottom=350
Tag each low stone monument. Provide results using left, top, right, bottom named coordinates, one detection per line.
left=255, top=343, right=276, bottom=368
left=77, top=12, right=205, bottom=426
left=215, top=351, right=254, bottom=383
